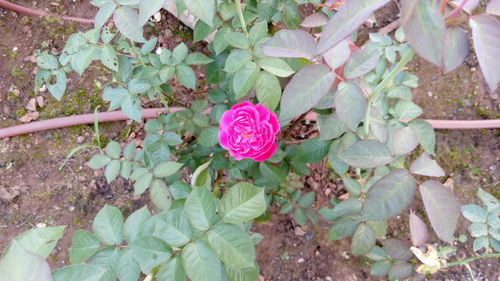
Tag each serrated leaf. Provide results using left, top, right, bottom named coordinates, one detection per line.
left=100, top=45, right=119, bottom=71
left=184, top=187, right=217, bottom=230
left=157, top=256, right=186, bottom=281
left=410, top=152, right=445, bottom=177
left=95, top=2, right=116, bottom=29
left=52, top=264, right=106, bottom=281
left=338, top=140, right=393, bottom=169
left=219, top=182, right=266, bottom=224
left=388, top=263, right=413, bottom=280
left=381, top=239, right=413, bottom=261
left=113, top=6, right=146, bottom=42
left=134, top=172, right=153, bottom=195
left=351, top=223, right=375, bottom=256
left=71, top=46, right=96, bottom=75
left=420, top=180, right=461, bottom=243
left=255, top=71, right=281, bottom=111
left=207, top=223, right=256, bottom=269
left=37, top=54, right=59, bottom=69
left=256, top=57, right=295, bottom=77
left=363, top=169, right=416, bottom=220
left=185, top=52, right=213, bottom=65
left=317, top=113, right=347, bottom=141
left=15, top=226, right=65, bottom=258
left=199, top=126, right=219, bottom=147
left=469, top=222, right=488, bottom=237
left=390, top=126, right=418, bottom=155
left=262, top=30, right=317, bottom=60
left=408, top=120, right=436, bottom=154
left=183, top=0, right=215, bottom=26
left=316, top=0, right=390, bottom=54
left=150, top=179, right=172, bottom=211
left=47, top=69, right=67, bottom=100
left=124, top=206, right=151, bottom=242
left=225, top=32, right=250, bottom=49
left=92, top=205, right=124, bottom=245
left=130, top=236, right=172, bottom=274
left=470, top=15, right=500, bottom=91
left=87, top=154, right=112, bottom=169
left=280, top=64, right=336, bottom=121
left=328, top=216, right=361, bottom=240
left=334, top=82, right=367, bottom=131
left=182, top=240, right=221, bottom=281
left=154, top=161, right=184, bottom=178
left=176, top=64, right=196, bottom=89
left=343, top=43, right=383, bottom=79
left=409, top=210, right=428, bottom=247
left=117, top=249, right=141, bottom=281
left=371, top=260, right=392, bottom=276
left=294, top=137, right=330, bottom=164
left=233, top=62, right=258, bottom=99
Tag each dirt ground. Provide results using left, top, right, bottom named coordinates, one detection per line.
left=0, top=1, right=499, bottom=281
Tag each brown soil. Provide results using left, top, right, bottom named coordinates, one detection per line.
left=0, top=1, right=499, bottom=281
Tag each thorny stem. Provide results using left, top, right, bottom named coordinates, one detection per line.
left=363, top=49, right=415, bottom=136
left=235, top=0, right=249, bottom=36
left=445, top=253, right=500, bottom=267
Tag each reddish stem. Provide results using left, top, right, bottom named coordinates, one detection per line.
left=0, top=0, right=94, bottom=24
left=446, top=0, right=469, bottom=20
left=1, top=108, right=499, bottom=139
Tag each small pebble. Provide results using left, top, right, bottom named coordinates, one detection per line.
left=326, top=277, right=333, bottom=281
left=297, top=258, right=305, bottom=263
left=76, top=136, right=85, bottom=144
left=69, top=206, right=75, bottom=211
left=36, top=222, right=47, bottom=228
left=305, top=233, right=313, bottom=240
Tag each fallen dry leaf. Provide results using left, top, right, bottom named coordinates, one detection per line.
left=19, top=111, right=40, bottom=123
left=26, top=98, right=37, bottom=111
left=36, top=96, right=45, bottom=107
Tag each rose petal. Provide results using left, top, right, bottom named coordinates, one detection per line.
left=219, top=110, right=235, bottom=131
left=219, top=130, right=229, bottom=149
left=252, top=143, right=277, bottom=162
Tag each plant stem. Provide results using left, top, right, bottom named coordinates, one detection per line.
left=445, top=253, right=500, bottom=267
left=235, top=0, right=248, bottom=36
left=130, top=41, right=146, bottom=66
left=363, top=49, right=415, bottom=136
left=446, top=0, right=469, bottom=20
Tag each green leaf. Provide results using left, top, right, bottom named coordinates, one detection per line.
left=95, top=2, right=116, bottom=29
left=219, top=182, right=267, bottom=224
left=92, top=205, right=124, bottom=245
left=410, top=152, right=445, bottom=177
left=338, top=140, right=393, bottom=169
left=294, top=137, right=330, bottom=164
left=103, top=86, right=128, bottom=110
left=46, top=69, right=67, bottom=100
left=130, top=236, right=172, bottom=274
left=104, top=141, right=120, bottom=158
left=152, top=209, right=193, bottom=247
left=154, top=161, right=184, bottom=178
left=141, top=38, right=158, bottom=55
left=249, top=20, right=268, bottom=45
left=117, top=249, right=141, bottom=281
left=262, top=30, right=317, bottom=60
left=69, top=230, right=101, bottom=264
left=52, top=264, right=106, bottom=281
left=194, top=20, right=214, bottom=42
left=255, top=71, right=281, bottom=111
left=298, top=192, right=315, bottom=208
left=87, top=154, right=111, bottom=169
left=225, top=32, right=251, bottom=49
left=150, top=179, right=173, bottom=211
left=363, top=169, right=416, bottom=220
left=477, top=188, right=500, bottom=211
left=157, top=256, right=186, bottom=281
left=256, top=57, right=295, bottom=77
left=185, top=52, right=213, bottom=65
left=473, top=236, right=489, bottom=252
left=279, top=64, right=336, bottom=121
left=233, top=62, right=259, bottom=99
left=281, top=0, right=300, bottom=29
left=100, top=45, right=119, bottom=71
left=343, top=43, right=383, bottom=79
left=138, top=0, right=165, bottom=25
left=14, top=226, right=65, bottom=258
left=170, top=181, right=192, bottom=200
left=176, top=64, right=197, bottom=89
left=388, top=263, right=413, bottom=280
left=207, top=223, right=256, bottom=269
left=128, top=78, right=151, bottom=94
left=225, top=266, right=260, bottom=281
left=401, top=0, right=445, bottom=67
left=328, top=216, right=361, bottom=240
left=184, top=187, right=217, bottom=230
left=0, top=240, right=52, bottom=281
left=470, top=15, right=500, bottom=91
left=420, top=180, right=461, bottom=243
left=104, top=160, right=121, bottom=184
left=71, top=46, right=96, bottom=75
left=469, top=222, right=488, bottom=237
left=191, top=160, right=212, bottom=188
left=294, top=208, right=308, bottom=226
left=113, top=6, right=146, bottom=43
left=134, top=172, right=153, bottom=195
left=408, top=120, right=436, bottom=154
left=259, top=162, right=286, bottom=183
left=317, top=113, right=347, bottom=141
left=334, top=82, right=367, bottom=131
left=224, top=49, right=252, bottom=73
left=199, top=126, right=219, bottom=147
left=124, top=206, right=151, bottom=242
left=329, top=198, right=362, bottom=220
left=381, top=239, right=413, bottom=261
left=37, top=54, right=59, bottom=69
left=316, top=0, right=390, bottom=54
left=257, top=0, right=278, bottom=22
left=371, top=260, right=392, bottom=276
left=182, top=240, right=221, bottom=281
left=393, top=100, right=423, bottom=120
left=390, top=126, right=419, bottom=155
left=443, top=27, right=469, bottom=72
left=351, top=223, right=376, bottom=256
left=182, top=0, right=215, bottom=26
left=342, top=178, right=362, bottom=196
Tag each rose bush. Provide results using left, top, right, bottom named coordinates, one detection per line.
left=219, top=102, right=280, bottom=162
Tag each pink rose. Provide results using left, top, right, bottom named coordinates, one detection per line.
left=219, top=102, right=280, bottom=162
